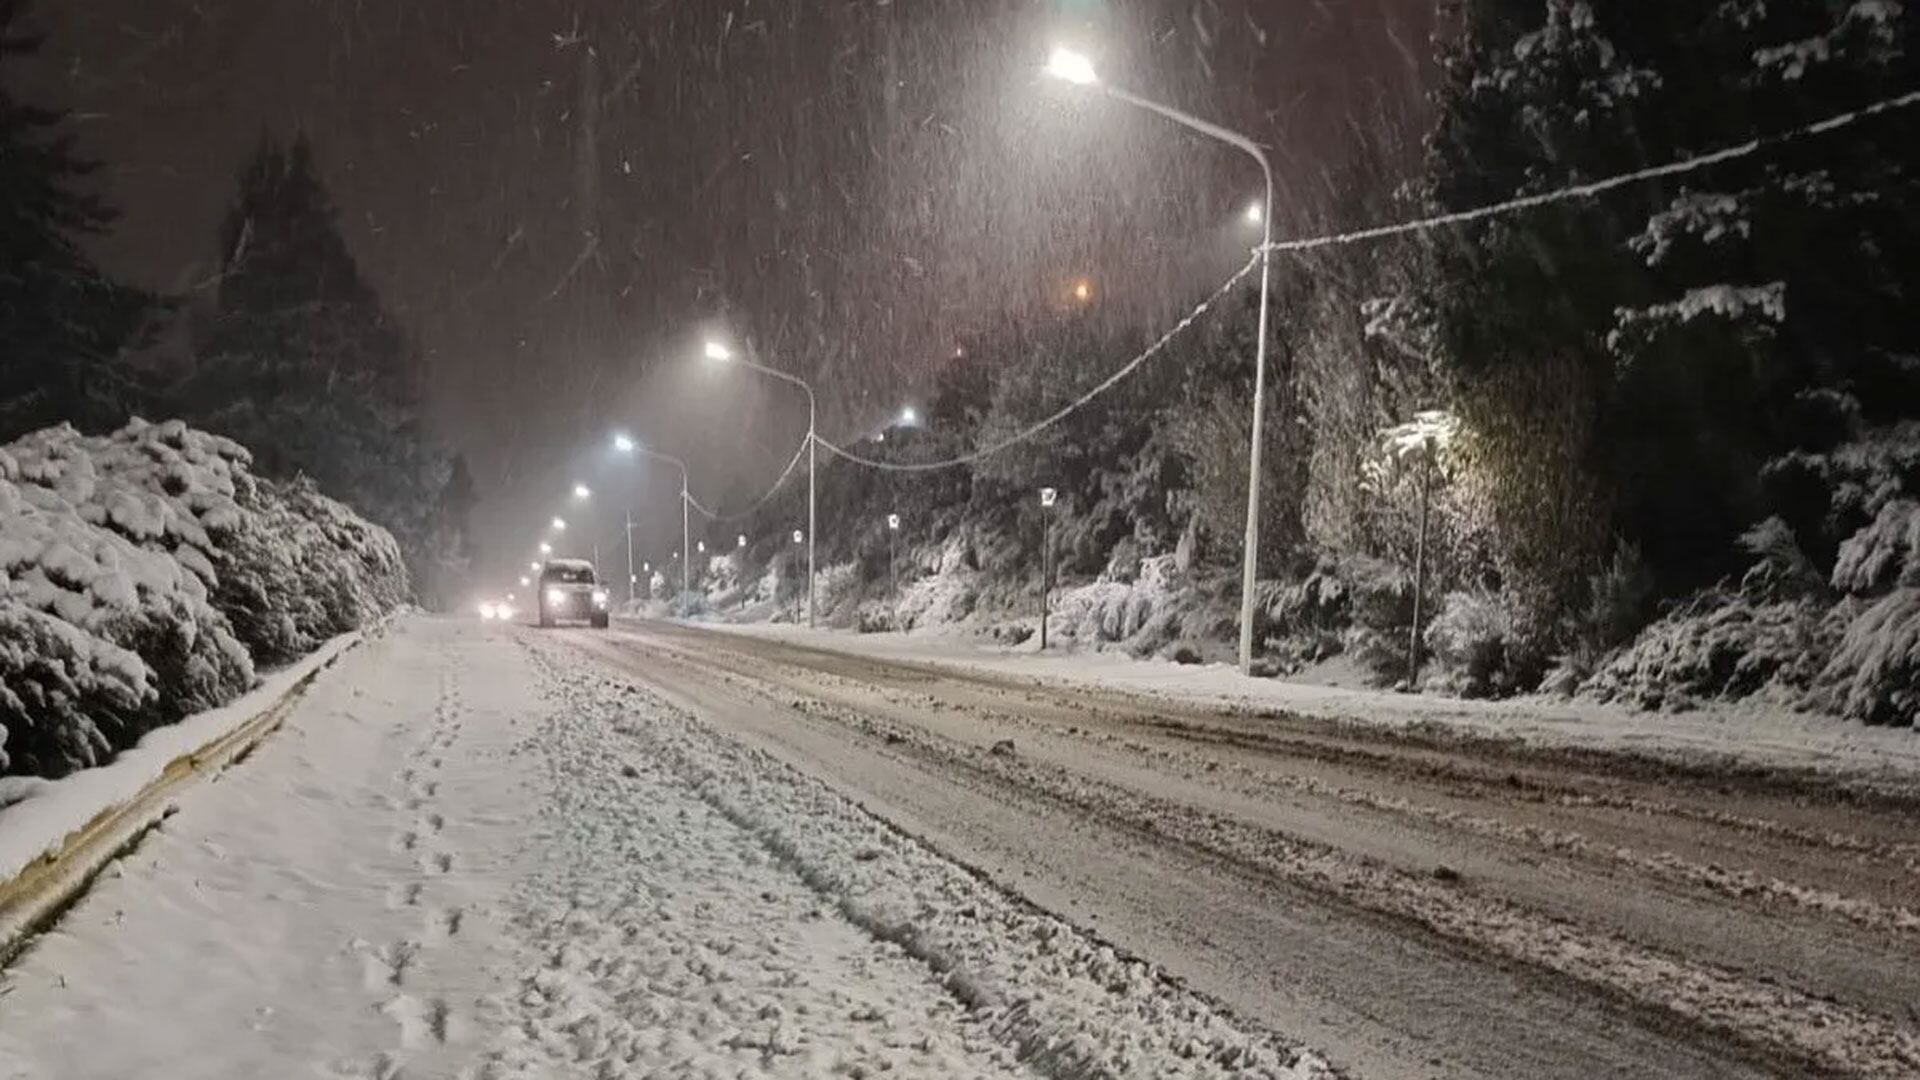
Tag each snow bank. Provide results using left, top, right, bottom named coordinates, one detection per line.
left=1, top=420, right=407, bottom=777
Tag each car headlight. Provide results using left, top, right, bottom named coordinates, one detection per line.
left=478, top=602, right=497, bottom=620
left=592, top=589, right=609, bottom=607
left=497, top=605, right=515, bottom=621
left=547, top=588, right=565, bottom=605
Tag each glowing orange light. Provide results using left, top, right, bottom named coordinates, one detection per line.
left=1072, top=279, right=1094, bottom=303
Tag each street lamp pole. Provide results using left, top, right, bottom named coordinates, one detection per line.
left=1046, top=49, right=1275, bottom=676
left=708, top=343, right=818, bottom=628
left=616, top=438, right=693, bottom=603
left=625, top=510, right=636, bottom=603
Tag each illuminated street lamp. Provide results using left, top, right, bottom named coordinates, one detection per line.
left=538, top=541, right=553, bottom=556
left=707, top=338, right=819, bottom=628
left=792, top=529, right=804, bottom=544
left=1044, top=47, right=1098, bottom=85
left=1039, top=487, right=1058, bottom=649
left=573, top=483, right=592, bottom=500
left=737, top=534, right=747, bottom=548
left=696, top=540, right=706, bottom=554
left=529, top=560, right=541, bottom=572
left=899, top=406, right=919, bottom=426
left=1045, top=45, right=1275, bottom=676
left=612, top=433, right=693, bottom=602
left=519, top=576, right=531, bottom=588
left=1245, top=200, right=1264, bottom=225
left=887, top=513, right=901, bottom=595
left=550, top=517, right=567, bottom=532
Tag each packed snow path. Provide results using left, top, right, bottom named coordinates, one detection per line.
left=0, top=617, right=1324, bottom=1080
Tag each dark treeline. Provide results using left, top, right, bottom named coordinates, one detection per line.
left=0, top=0, right=472, bottom=607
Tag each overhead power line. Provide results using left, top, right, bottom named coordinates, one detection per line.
left=814, top=85, right=1920, bottom=475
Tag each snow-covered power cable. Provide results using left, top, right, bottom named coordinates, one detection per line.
left=1263, top=87, right=1920, bottom=258
left=685, top=436, right=811, bottom=524
left=817, top=253, right=1261, bottom=473
left=818, top=85, right=1920, bottom=475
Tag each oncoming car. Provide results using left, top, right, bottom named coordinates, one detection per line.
left=477, top=599, right=517, bottom=621
left=538, top=558, right=610, bottom=628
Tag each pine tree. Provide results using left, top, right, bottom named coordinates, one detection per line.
left=0, top=0, right=149, bottom=439
left=1607, top=0, right=1920, bottom=574
left=175, top=131, right=463, bottom=602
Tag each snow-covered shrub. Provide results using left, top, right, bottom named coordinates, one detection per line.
left=213, top=477, right=406, bottom=664
left=1424, top=589, right=1550, bottom=698
left=0, top=420, right=406, bottom=778
left=1831, top=499, right=1920, bottom=595
left=1809, top=589, right=1919, bottom=727
left=700, top=553, right=748, bottom=611
left=1338, top=556, right=1417, bottom=685
left=1583, top=589, right=1836, bottom=711
left=0, top=606, right=153, bottom=775
left=815, top=562, right=862, bottom=624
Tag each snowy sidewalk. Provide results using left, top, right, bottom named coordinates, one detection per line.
left=0, top=616, right=537, bottom=1080
left=689, top=619, right=1920, bottom=783
left=0, top=616, right=1324, bottom=1079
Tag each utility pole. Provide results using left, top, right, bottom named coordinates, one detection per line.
left=624, top=511, right=636, bottom=604
left=1408, top=448, right=1435, bottom=688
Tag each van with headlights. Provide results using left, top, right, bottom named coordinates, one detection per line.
left=537, top=558, right=610, bottom=628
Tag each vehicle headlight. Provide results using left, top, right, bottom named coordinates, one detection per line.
left=497, top=605, right=515, bottom=621
left=547, top=588, right=565, bottom=605
left=592, top=589, right=609, bottom=606
left=478, top=602, right=497, bottom=620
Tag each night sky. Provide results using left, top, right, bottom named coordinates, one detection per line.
left=15, top=0, right=1435, bottom=583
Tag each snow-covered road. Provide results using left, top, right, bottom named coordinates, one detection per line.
left=0, top=617, right=1325, bottom=1080
left=563, top=620, right=1920, bottom=1080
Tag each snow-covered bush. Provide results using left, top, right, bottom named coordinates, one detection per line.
left=1831, top=499, right=1920, bottom=596
left=1, top=420, right=407, bottom=778
left=1582, top=590, right=1836, bottom=712
left=1809, top=589, right=1919, bottom=728
left=1424, top=589, right=1550, bottom=698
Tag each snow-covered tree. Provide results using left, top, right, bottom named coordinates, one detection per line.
left=169, top=132, right=470, bottom=604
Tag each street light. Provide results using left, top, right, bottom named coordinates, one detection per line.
left=538, top=541, right=553, bottom=556
left=899, top=406, right=919, bottom=426
left=573, top=483, right=592, bottom=500
left=1044, top=47, right=1098, bottom=85
left=519, top=576, right=531, bottom=587
left=887, top=513, right=901, bottom=596
left=1039, top=487, right=1058, bottom=650
left=737, top=534, right=747, bottom=548
left=529, top=560, right=541, bottom=572
left=551, top=517, right=567, bottom=532
left=612, top=434, right=694, bottom=603
left=1045, top=45, right=1276, bottom=676
left=1245, top=200, right=1264, bottom=225
left=707, top=338, right=819, bottom=628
